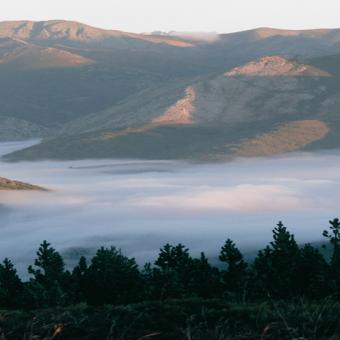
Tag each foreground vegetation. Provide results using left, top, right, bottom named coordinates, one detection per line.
left=3, top=299, right=340, bottom=339
left=1, top=219, right=340, bottom=338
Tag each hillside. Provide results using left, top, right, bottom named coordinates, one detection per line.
left=2, top=21, right=340, bottom=140
left=1, top=21, right=340, bottom=159
left=0, top=116, right=47, bottom=141
left=0, top=177, right=45, bottom=190
left=0, top=21, right=207, bottom=133
left=6, top=54, right=340, bottom=161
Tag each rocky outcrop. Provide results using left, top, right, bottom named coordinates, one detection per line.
left=225, top=56, right=331, bottom=77
left=152, top=87, right=196, bottom=125
left=0, top=177, right=46, bottom=190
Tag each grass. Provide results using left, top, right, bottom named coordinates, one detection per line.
left=0, top=298, right=340, bottom=339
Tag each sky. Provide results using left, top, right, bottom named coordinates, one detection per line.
left=2, top=0, right=340, bottom=33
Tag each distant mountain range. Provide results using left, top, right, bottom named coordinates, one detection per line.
left=1, top=20, right=340, bottom=160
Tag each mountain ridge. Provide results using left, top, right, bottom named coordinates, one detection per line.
left=2, top=20, right=340, bottom=47
left=1, top=20, right=340, bottom=160
left=0, top=20, right=195, bottom=47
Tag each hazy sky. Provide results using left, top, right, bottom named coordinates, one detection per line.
left=2, top=0, right=340, bottom=33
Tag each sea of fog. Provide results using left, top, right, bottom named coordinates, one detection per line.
left=1, top=140, right=340, bottom=275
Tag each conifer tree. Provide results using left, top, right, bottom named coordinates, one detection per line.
left=28, top=240, right=65, bottom=284
left=323, top=218, right=340, bottom=266
left=253, top=221, right=300, bottom=298
left=219, top=239, right=248, bottom=297
left=27, top=241, right=66, bottom=306
left=68, top=256, right=88, bottom=303
left=0, top=258, right=23, bottom=309
left=155, top=243, right=191, bottom=270
left=189, top=252, right=222, bottom=298
left=83, top=247, right=141, bottom=305
left=323, top=218, right=340, bottom=295
left=296, top=244, right=329, bottom=299
left=154, top=244, right=193, bottom=299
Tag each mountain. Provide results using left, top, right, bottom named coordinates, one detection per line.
left=0, top=20, right=194, bottom=47
left=1, top=21, right=340, bottom=160
left=0, top=38, right=93, bottom=69
left=0, top=177, right=45, bottom=190
left=0, top=21, right=207, bottom=139
left=5, top=53, right=340, bottom=161
left=1, top=21, right=340, bottom=136
left=231, top=27, right=340, bottom=41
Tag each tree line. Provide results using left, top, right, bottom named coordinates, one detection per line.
left=1, top=219, right=340, bottom=310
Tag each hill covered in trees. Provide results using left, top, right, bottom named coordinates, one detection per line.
left=0, top=219, right=340, bottom=338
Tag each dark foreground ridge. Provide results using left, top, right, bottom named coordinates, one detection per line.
left=0, top=220, right=340, bottom=338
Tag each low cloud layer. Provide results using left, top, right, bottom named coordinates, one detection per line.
left=150, top=31, right=220, bottom=43
left=0, top=141, right=339, bottom=275
left=138, top=184, right=303, bottom=211
left=170, top=31, right=220, bottom=43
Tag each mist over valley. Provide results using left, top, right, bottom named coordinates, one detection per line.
left=1, top=141, right=339, bottom=275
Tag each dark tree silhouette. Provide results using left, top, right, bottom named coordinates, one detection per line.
left=219, top=239, right=248, bottom=298
left=189, top=252, right=222, bottom=298
left=296, top=244, right=329, bottom=298
left=323, top=218, right=340, bottom=295
left=27, top=241, right=66, bottom=307
left=0, top=218, right=339, bottom=311
left=155, top=243, right=191, bottom=270
left=70, top=256, right=88, bottom=303
left=83, top=247, right=141, bottom=305
left=28, top=240, right=65, bottom=283
left=253, top=221, right=300, bottom=298
left=153, top=243, right=194, bottom=299
left=0, top=258, right=23, bottom=308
